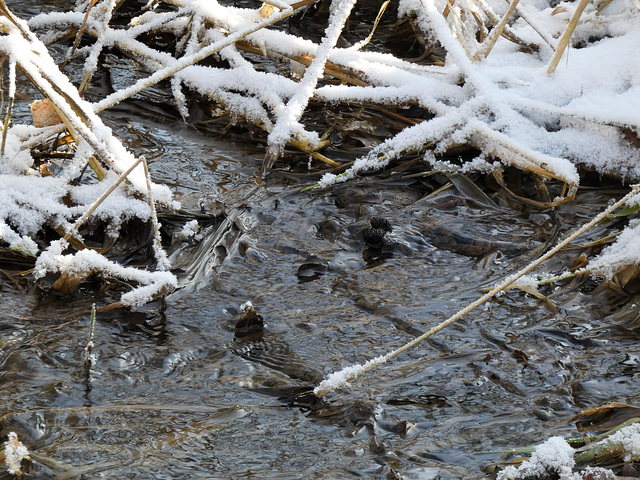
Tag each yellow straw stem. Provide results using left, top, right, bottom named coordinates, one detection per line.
left=547, top=0, right=591, bottom=74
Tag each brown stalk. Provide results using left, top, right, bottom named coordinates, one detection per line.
left=62, top=156, right=145, bottom=245
left=0, top=0, right=29, bottom=37
left=62, top=0, right=101, bottom=69
left=547, top=0, right=591, bottom=74
left=472, top=0, right=520, bottom=60
left=349, top=0, right=391, bottom=51
left=235, top=40, right=369, bottom=87
left=471, top=0, right=537, bottom=51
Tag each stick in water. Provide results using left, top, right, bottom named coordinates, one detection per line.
left=313, top=184, right=640, bottom=398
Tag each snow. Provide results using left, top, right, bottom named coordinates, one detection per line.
left=602, top=422, right=640, bottom=462
left=34, top=241, right=177, bottom=307
left=497, top=424, right=640, bottom=479
left=497, top=437, right=579, bottom=480
left=267, top=0, right=357, bottom=154
left=582, top=219, right=640, bottom=278
left=180, top=220, right=200, bottom=238
left=314, top=354, right=388, bottom=396
left=0, top=0, right=638, bottom=310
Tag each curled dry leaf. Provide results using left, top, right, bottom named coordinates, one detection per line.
left=259, top=3, right=276, bottom=18
left=52, top=271, right=88, bottom=295
left=570, top=402, right=640, bottom=432
left=30, top=98, right=63, bottom=128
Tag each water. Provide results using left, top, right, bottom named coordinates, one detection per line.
left=2, top=1, right=640, bottom=478
left=3, top=110, right=639, bottom=478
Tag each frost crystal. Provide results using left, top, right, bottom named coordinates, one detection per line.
left=4, top=432, right=30, bottom=475
left=497, top=437, right=577, bottom=480
left=314, top=354, right=388, bottom=396
left=602, top=422, right=640, bottom=462
left=180, top=220, right=200, bottom=238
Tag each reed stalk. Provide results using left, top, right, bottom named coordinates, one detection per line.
left=472, top=0, right=520, bottom=60
left=547, top=0, right=591, bottom=74
left=93, top=3, right=294, bottom=113
left=62, top=156, right=145, bottom=244
left=0, top=58, right=14, bottom=155
left=142, top=156, right=170, bottom=271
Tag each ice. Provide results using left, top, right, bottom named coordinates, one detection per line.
left=314, top=354, right=388, bottom=397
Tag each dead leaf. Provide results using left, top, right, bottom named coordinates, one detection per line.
left=30, top=98, right=63, bottom=127
left=570, top=402, right=640, bottom=432
left=609, top=264, right=640, bottom=293
left=52, top=271, right=88, bottom=295
left=259, top=3, right=276, bottom=18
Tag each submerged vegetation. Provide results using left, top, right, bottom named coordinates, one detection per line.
left=1, top=0, right=640, bottom=476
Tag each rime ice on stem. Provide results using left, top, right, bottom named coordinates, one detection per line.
left=266, top=0, right=358, bottom=162
left=4, top=432, right=30, bottom=475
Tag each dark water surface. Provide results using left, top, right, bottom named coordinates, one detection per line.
left=3, top=108, right=640, bottom=478
left=2, top=1, right=640, bottom=479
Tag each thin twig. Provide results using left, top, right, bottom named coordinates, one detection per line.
left=142, top=156, right=170, bottom=271
left=347, top=0, right=391, bottom=52
left=93, top=3, right=294, bottom=113
left=62, top=156, right=145, bottom=244
left=1, top=58, right=14, bottom=154
left=472, top=0, right=520, bottom=60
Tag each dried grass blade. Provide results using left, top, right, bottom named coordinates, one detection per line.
left=63, top=156, right=145, bottom=244
left=62, top=0, right=101, bottom=68
left=348, top=0, right=391, bottom=52
left=79, top=0, right=117, bottom=96
left=142, top=156, right=170, bottom=271
left=1, top=58, right=14, bottom=154
left=472, top=0, right=520, bottom=60
left=0, top=0, right=29, bottom=37
left=547, top=0, right=591, bottom=74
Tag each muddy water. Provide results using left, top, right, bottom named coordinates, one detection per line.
left=2, top=2, right=640, bottom=479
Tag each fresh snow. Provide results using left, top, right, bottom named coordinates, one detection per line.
left=497, top=437, right=577, bottom=480
left=497, top=424, right=640, bottom=479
